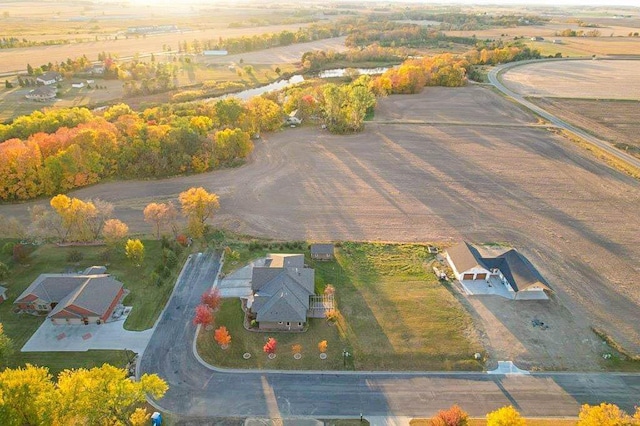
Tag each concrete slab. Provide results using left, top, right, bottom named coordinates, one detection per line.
left=218, top=257, right=268, bottom=298
left=487, top=361, right=530, bottom=375
left=367, top=416, right=412, bottom=426
left=459, top=277, right=515, bottom=299
left=21, top=309, right=153, bottom=355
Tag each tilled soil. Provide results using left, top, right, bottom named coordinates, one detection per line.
left=2, top=86, right=639, bottom=369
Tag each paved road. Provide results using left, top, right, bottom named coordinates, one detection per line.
left=140, top=253, right=640, bottom=420
left=488, top=58, right=640, bottom=170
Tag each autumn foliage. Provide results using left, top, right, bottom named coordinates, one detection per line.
left=263, top=337, right=277, bottom=355
left=201, top=288, right=222, bottom=311
left=291, top=344, right=302, bottom=355
left=214, top=326, right=231, bottom=347
left=193, top=304, right=214, bottom=327
left=318, top=340, right=328, bottom=353
left=486, top=406, right=526, bottom=426
left=577, top=403, right=640, bottom=426
left=430, top=404, right=469, bottom=426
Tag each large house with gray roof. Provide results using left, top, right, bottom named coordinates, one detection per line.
left=247, top=254, right=315, bottom=331
left=445, top=242, right=551, bottom=300
left=14, top=268, right=125, bottom=325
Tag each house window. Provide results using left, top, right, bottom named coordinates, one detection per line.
left=278, top=321, right=283, bottom=325
left=37, top=304, right=48, bottom=310
left=298, top=322, right=302, bottom=327
left=286, top=322, right=290, bottom=327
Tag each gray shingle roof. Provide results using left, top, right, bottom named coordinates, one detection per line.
left=311, top=244, right=334, bottom=255
left=446, top=242, right=487, bottom=272
left=15, top=275, right=89, bottom=304
left=82, top=266, right=107, bottom=275
left=48, top=276, right=123, bottom=318
left=250, top=254, right=314, bottom=323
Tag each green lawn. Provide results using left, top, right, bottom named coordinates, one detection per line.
left=198, top=241, right=484, bottom=371
left=0, top=239, right=185, bottom=374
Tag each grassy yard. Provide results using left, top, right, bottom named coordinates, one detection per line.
left=198, top=241, right=484, bottom=371
left=0, top=239, right=185, bottom=374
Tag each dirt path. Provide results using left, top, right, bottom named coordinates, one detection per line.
left=2, top=86, right=640, bottom=365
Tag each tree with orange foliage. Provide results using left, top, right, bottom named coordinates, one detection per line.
left=193, top=304, right=214, bottom=327
left=291, top=344, right=302, bottom=355
left=201, top=288, right=221, bottom=311
left=102, top=219, right=129, bottom=248
left=214, top=326, right=231, bottom=347
left=318, top=340, right=328, bottom=353
left=263, top=337, right=277, bottom=355
left=144, top=202, right=177, bottom=239
left=431, top=405, right=469, bottom=426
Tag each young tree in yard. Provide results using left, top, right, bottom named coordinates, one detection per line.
left=0, top=262, right=9, bottom=281
left=179, top=187, right=220, bottom=238
left=430, top=405, right=469, bottom=426
left=143, top=202, right=177, bottom=239
left=201, top=288, right=221, bottom=311
left=324, top=284, right=335, bottom=295
left=193, top=304, right=214, bottom=327
left=50, top=194, right=97, bottom=242
left=102, top=219, right=129, bottom=248
left=86, top=198, right=114, bottom=239
left=291, top=344, right=302, bottom=355
left=577, top=403, right=636, bottom=426
left=486, top=406, right=526, bottom=426
left=214, top=326, right=231, bottom=347
left=318, top=340, right=328, bottom=353
left=263, top=337, right=277, bottom=355
left=125, top=239, right=145, bottom=266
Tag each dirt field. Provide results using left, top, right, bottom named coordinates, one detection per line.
left=501, top=60, right=640, bottom=100
left=530, top=98, right=640, bottom=158
left=2, top=86, right=640, bottom=369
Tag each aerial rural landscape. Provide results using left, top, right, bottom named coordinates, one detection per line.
left=0, top=0, right=639, bottom=425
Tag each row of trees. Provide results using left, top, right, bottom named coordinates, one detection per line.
left=301, top=44, right=405, bottom=72
left=345, top=21, right=477, bottom=49
left=0, top=186, right=219, bottom=244
left=429, top=403, right=640, bottom=425
left=0, top=364, right=167, bottom=426
left=0, top=99, right=270, bottom=200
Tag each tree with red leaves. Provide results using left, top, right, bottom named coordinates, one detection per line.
left=263, top=337, right=277, bottom=355
left=193, top=304, right=213, bottom=327
left=431, top=405, right=469, bottom=426
left=201, top=288, right=221, bottom=311
left=214, top=326, right=231, bottom=347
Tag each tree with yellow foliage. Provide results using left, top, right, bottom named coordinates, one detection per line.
left=179, top=187, right=220, bottom=238
left=486, top=406, right=526, bottom=426
left=50, top=194, right=97, bottom=242
left=125, top=239, right=145, bottom=266
left=577, top=403, right=638, bottom=425
left=0, top=363, right=168, bottom=425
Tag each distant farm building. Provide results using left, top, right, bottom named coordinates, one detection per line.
left=36, top=71, right=63, bottom=86
left=25, top=86, right=57, bottom=101
left=203, top=50, right=228, bottom=56
left=71, top=82, right=85, bottom=89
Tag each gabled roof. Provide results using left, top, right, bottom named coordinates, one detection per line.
left=38, top=71, right=61, bottom=81
left=311, top=244, right=334, bottom=255
left=486, top=250, right=551, bottom=292
left=82, top=266, right=107, bottom=275
left=250, top=253, right=314, bottom=323
left=446, top=242, right=487, bottom=272
left=48, top=276, right=123, bottom=318
left=15, top=274, right=90, bottom=304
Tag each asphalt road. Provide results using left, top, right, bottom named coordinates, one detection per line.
left=139, top=253, right=640, bottom=420
left=488, top=58, right=640, bottom=170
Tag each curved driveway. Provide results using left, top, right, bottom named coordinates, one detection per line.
left=140, top=252, right=640, bottom=420
left=488, top=58, right=640, bottom=170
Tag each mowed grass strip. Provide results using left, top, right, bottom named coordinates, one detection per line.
left=198, top=242, right=483, bottom=371
left=0, top=239, right=184, bottom=373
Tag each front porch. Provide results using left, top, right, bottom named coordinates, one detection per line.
left=459, top=276, right=515, bottom=300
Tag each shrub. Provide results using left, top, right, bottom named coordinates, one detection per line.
left=250, top=319, right=258, bottom=328
left=12, top=244, right=29, bottom=264
left=2, top=242, right=15, bottom=256
left=67, top=249, right=83, bottom=263
left=176, top=234, right=188, bottom=247
left=163, top=249, right=178, bottom=269
left=431, top=405, right=469, bottom=426
left=0, top=262, right=9, bottom=280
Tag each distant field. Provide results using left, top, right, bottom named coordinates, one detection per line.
left=501, top=59, right=640, bottom=100
left=531, top=98, right=640, bottom=159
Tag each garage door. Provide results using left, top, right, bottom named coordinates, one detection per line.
left=475, top=273, right=487, bottom=280
left=462, top=273, right=474, bottom=280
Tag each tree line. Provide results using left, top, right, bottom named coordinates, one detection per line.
left=345, top=21, right=478, bottom=49
left=0, top=98, right=275, bottom=200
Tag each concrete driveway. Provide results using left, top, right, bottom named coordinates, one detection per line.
left=21, top=310, right=153, bottom=355
left=218, top=257, right=267, bottom=298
